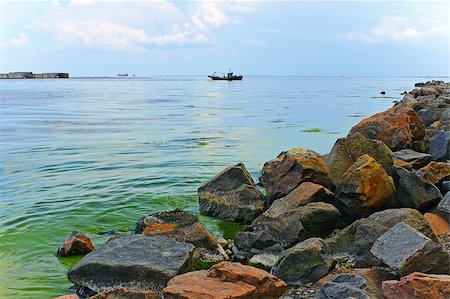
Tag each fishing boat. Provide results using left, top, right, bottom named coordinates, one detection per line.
left=208, top=71, right=243, bottom=81
left=117, top=73, right=128, bottom=77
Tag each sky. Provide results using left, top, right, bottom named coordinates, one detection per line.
left=0, top=0, right=449, bottom=76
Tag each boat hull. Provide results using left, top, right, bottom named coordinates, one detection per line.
left=208, top=76, right=243, bottom=81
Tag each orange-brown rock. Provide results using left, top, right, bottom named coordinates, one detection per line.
left=349, top=103, right=425, bottom=151
left=393, top=159, right=413, bottom=170
left=143, top=223, right=177, bottom=235
left=53, top=295, right=79, bottom=299
left=163, top=262, right=286, bottom=299
left=382, top=272, right=450, bottom=299
left=57, top=231, right=94, bottom=257
left=424, top=213, right=449, bottom=236
left=90, top=288, right=159, bottom=299
left=419, top=161, right=450, bottom=185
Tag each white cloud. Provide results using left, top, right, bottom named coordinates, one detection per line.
left=0, top=32, right=29, bottom=49
left=340, top=16, right=449, bottom=43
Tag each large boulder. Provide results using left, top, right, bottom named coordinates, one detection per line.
left=163, top=262, right=287, bottom=299
left=419, top=161, right=450, bottom=186
left=57, top=231, right=94, bottom=257
left=260, top=149, right=332, bottom=204
left=314, top=272, right=383, bottom=299
left=436, top=192, right=450, bottom=220
left=348, top=103, right=426, bottom=151
left=325, top=208, right=435, bottom=267
left=335, top=155, right=396, bottom=220
left=419, top=100, right=449, bottom=127
left=382, top=272, right=450, bottom=299
left=198, top=163, right=265, bottom=223
left=68, top=235, right=195, bottom=293
left=393, top=149, right=432, bottom=169
left=392, top=167, right=442, bottom=210
left=271, top=238, right=331, bottom=285
left=428, top=131, right=450, bottom=161
left=370, top=222, right=449, bottom=276
left=325, top=133, right=394, bottom=186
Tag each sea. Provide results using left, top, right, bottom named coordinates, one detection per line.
left=0, top=76, right=444, bottom=298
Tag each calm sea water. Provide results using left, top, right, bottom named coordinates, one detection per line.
left=0, top=76, right=441, bottom=298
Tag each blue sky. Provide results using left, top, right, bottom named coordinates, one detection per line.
left=0, top=0, right=448, bottom=76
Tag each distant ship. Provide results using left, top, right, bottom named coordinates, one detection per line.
left=117, top=73, right=128, bottom=77
left=208, top=70, right=243, bottom=81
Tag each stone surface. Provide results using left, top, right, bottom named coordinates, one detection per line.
left=135, top=209, right=197, bottom=234
left=424, top=213, right=449, bottom=236
left=198, top=163, right=265, bottom=223
left=325, top=133, right=394, bottom=186
left=382, top=272, right=450, bottom=299
left=419, top=161, right=450, bottom=185
left=57, top=231, right=94, bottom=257
left=370, top=222, right=449, bottom=276
left=68, top=235, right=195, bottom=292
left=260, top=149, right=332, bottom=204
left=90, top=288, right=159, bottom=299
left=393, top=149, right=432, bottom=169
left=325, top=208, right=435, bottom=267
left=272, top=238, right=330, bottom=285
left=392, top=166, right=442, bottom=210
left=163, top=262, right=287, bottom=299
left=335, top=155, right=396, bottom=220
left=314, top=273, right=382, bottom=299
left=428, top=131, right=450, bottom=161
left=349, top=103, right=425, bottom=151
left=436, top=192, right=450, bottom=219
left=53, top=295, right=79, bottom=299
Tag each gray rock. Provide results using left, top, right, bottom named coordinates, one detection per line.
left=370, top=222, right=449, bottom=276
left=325, top=133, right=394, bottom=186
left=443, top=181, right=450, bottom=193
left=392, top=166, right=442, bottom=210
left=314, top=273, right=382, bottom=299
left=393, top=149, right=432, bottom=169
left=437, top=192, right=450, bottom=220
left=68, top=235, right=195, bottom=293
left=420, top=101, right=449, bottom=127
left=272, top=238, right=330, bottom=285
left=428, top=131, right=450, bottom=161
left=198, top=163, right=265, bottom=223
left=134, top=209, right=198, bottom=234
left=325, top=208, right=435, bottom=267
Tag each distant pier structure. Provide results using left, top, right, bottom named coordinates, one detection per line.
left=0, top=72, right=69, bottom=79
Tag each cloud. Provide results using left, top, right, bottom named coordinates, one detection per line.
left=0, top=32, right=29, bottom=49
left=340, top=16, right=449, bottom=43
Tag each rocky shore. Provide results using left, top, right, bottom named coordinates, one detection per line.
left=0, top=72, right=69, bottom=79
left=55, top=80, right=449, bottom=299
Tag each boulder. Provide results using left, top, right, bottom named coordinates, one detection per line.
left=90, top=288, right=159, bottom=299
left=198, top=163, right=265, bottom=223
left=68, top=235, right=195, bottom=293
left=419, top=161, right=450, bottom=185
left=436, top=192, right=450, bottom=219
left=135, top=209, right=198, bottom=234
left=370, top=222, right=449, bottom=276
left=419, top=101, right=449, bottom=127
left=382, top=272, right=450, bottom=299
left=272, top=238, right=331, bottom=285
left=57, top=231, right=94, bottom=257
left=410, top=87, right=440, bottom=97
left=325, top=208, right=435, bottom=267
left=424, top=213, right=449, bottom=237
left=163, top=262, right=287, bottom=299
left=392, top=167, right=442, bottom=210
left=393, top=149, right=432, bottom=169
left=348, top=103, right=425, bottom=151
left=335, top=155, right=396, bottom=220
left=325, top=133, right=394, bottom=186
left=260, top=149, right=332, bottom=204
left=428, top=131, right=450, bottom=161
left=314, top=272, right=383, bottom=299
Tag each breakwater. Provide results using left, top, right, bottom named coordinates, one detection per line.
left=0, top=71, right=69, bottom=79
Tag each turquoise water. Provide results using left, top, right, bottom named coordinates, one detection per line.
left=0, top=76, right=439, bottom=298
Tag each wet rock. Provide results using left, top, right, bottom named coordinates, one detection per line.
left=68, top=235, right=194, bottom=293
left=392, top=166, right=442, bottom=210
left=135, top=209, right=198, bottom=234
left=57, top=231, right=94, bottom=257
left=260, top=149, right=333, bottom=204
left=163, top=262, right=287, bottom=299
left=198, top=163, right=265, bottom=223
left=370, top=222, right=449, bottom=276
left=382, top=272, right=450, bottom=299
left=314, top=272, right=382, bottom=299
left=393, top=149, right=432, bottom=169
left=436, top=192, right=450, bottom=219
left=349, top=103, right=425, bottom=151
left=428, top=131, right=450, bottom=161
left=325, top=133, right=394, bottom=186
left=272, top=238, right=331, bottom=285
left=325, top=208, right=435, bottom=267
left=419, top=161, right=450, bottom=186
left=335, top=155, right=396, bottom=220
left=90, top=288, right=159, bottom=299
left=53, top=295, right=79, bottom=299
left=424, top=213, right=449, bottom=237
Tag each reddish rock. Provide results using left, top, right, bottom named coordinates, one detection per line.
left=53, top=295, right=79, bottom=299
left=424, top=213, right=449, bottom=236
left=143, top=223, right=177, bottom=235
left=57, top=231, right=94, bottom=257
left=419, top=161, right=450, bottom=185
left=90, top=288, right=159, bottom=299
left=349, top=103, right=426, bottom=151
left=382, top=272, right=450, bottom=299
left=393, top=159, right=413, bottom=170
left=163, top=262, right=286, bottom=299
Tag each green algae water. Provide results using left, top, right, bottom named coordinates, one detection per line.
left=0, top=76, right=443, bottom=298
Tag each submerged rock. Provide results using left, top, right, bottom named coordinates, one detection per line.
left=57, top=231, right=94, bottom=257
left=68, top=235, right=194, bottom=293
left=382, top=272, right=450, bottom=299
left=198, top=163, right=265, bottom=223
